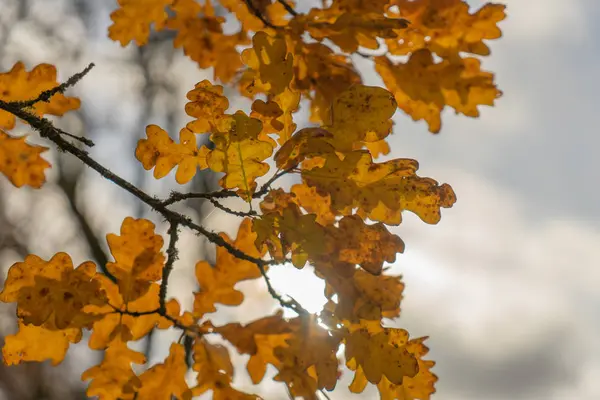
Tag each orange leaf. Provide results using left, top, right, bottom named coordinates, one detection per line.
left=137, top=343, right=193, bottom=400
left=193, top=219, right=265, bottom=318
left=136, top=125, right=209, bottom=184
left=344, top=321, right=419, bottom=387
left=105, top=217, right=165, bottom=303
left=376, top=50, right=501, bottom=133
left=242, top=32, right=293, bottom=96
left=207, top=112, right=274, bottom=196
left=82, top=333, right=146, bottom=400
left=302, top=150, right=456, bottom=225
left=0, top=130, right=50, bottom=188
left=2, top=321, right=80, bottom=366
left=0, top=62, right=80, bottom=129
left=192, top=338, right=259, bottom=399
left=0, top=252, right=106, bottom=330
left=87, top=279, right=169, bottom=350
left=108, top=0, right=173, bottom=46
left=386, top=0, right=506, bottom=58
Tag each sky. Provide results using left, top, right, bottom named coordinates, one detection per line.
left=1, top=0, right=600, bottom=399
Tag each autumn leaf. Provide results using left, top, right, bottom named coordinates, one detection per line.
left=217, top=312, right=293, bottom=384
left=87, top=279, right=170, bottom=350
left=302, top=150, right=456, bottom=225
left=105, top=217, right=165, bottom=303
left=185, top=79, right=230, bottom=133
left=290, top=183, right=337, bottom=226
left=344, top=321, right=419, bottom=387
left=305, top=12, right=409, bottom=53
left=376, top=50, right=501, bottom=133
left=108, top=0, right=173, bottom=46
left=192, top=338, right=259, bottom=399
left=193, top=219, right=265, bottom=317
left=386, top=0, right=506, bottom=58
left=2, top=321, right=81, bottom=366
left=137, top=343, right=193, bottom=400
left=167, top=0, right=248, bottom=82
left=254, top=198, right=327, bottom=267
left=348, top=334, right=437, bottom=400
left=327, top=85, right=397, bottom=152
left=327, top=215, right=404, bottom=275
left=0, top=129, right=50, bottom=188
left=0, top=62, right=80, bottom=129
left=273, top=315, right=341, bottom=397
left=0, top=252, right=106, bottom=330
left=82, top=332, right=146, bottom=400
left=207, top=111, right=274, bottom=196
left=242, top=32, right=294, bottom=96
left=136, top=125, right=209, bottom=183
left=274, top=127, right=335, bottom=170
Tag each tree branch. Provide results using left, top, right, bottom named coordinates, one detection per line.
left=158, top=222, right=179, bottom=314
left=277, top=0, right=298, bottom=16
left=0, top=65, right=307, bottom=316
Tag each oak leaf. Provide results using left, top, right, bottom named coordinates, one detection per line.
left=0, top=252, right=106, bottom=330
left=273, top=315, right=341, bottom=397
left=185, top=79, right=230, bottom=133
left=82, top=332, right=146, bottom=400
left=108, top=0, right=173, bottom=46
left=242, top=32, right=294, bottom=96
left=87, top=279, right=170, bottom=350
left=0, top=130, right=50, bottom=188
left=217, top=312, right=292, bottom=384
left=105, top=217, right=165, bottom=303
left=344, top=321, right=419, bottom=387
left=349, top=335, right=437, bottom=399
left=137, top=343, right=193, bottom=400
left=386, top=0, right=506, bottom=58
left=328, top=215, right=404, bottom=275
left=192, top=338, right=259, bottom=399
left=2, top=321, right=81, bottom=366
left=193, top=219, right=265, bottom=317
left=207, top=111, right=274, bottom=196
left=0, top=62, right=80, bottom=129
left=136, top=125, right=209, bottom=183
left=376, top=50, right=501, bottom=133
left=302, top=150, right=456, bottom=225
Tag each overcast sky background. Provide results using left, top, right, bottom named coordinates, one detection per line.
left=1, top=0, right=599, bottom=399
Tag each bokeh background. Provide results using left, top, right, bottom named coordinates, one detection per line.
left=0, top=0, right=598, bottom=399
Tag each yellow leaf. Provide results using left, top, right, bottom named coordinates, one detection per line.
left=327, top=85, right=397, bottom=152
left=207, top=112, right=274, bottom=196
left=136, top=125, right=209, bottom=183
left=0, top=62, right=80, bottom=129
left=386, top=0, right=506, bottom=58
left=138, top=343, right=193, bottom=400
left=344, top=321, right=418, bottom=386
left=303, top=150, right=456, bottom=225
left=82, top=334, right=146, bottom=400
left=193, top=219, right=265, bottom=317
left=242, top=32, right=293, bottom=96
left=192, top=338, right=259, bottom=399
left=0, top=130, right=50, bottom=188
left=108, top=0, right=173, bottom=46
left=106, top=217, right=165, bottom=303
left=376, top=50, right=501, bottom=133
left=0, top=252, right=106, bottom=331
left=2, top=320, right=80, bottom=366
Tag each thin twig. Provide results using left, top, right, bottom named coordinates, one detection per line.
left=277, top=0, right=298, bottom=16
left=244, top=0, right=277, bottom=29
left=164, top=168, right=293, bottom=206
left=0, top=66, right=307, bottom=317
left=159, top=222, right=179, bottom=313
left=207, top=197, right=258, bottom=218
left=8, top=63, right=95, bottom=147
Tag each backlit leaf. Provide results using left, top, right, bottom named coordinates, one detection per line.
left=0, top=130, right=50, bottom=187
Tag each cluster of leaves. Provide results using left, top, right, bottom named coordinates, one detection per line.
left=0, top=0, right=504, bottom=399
